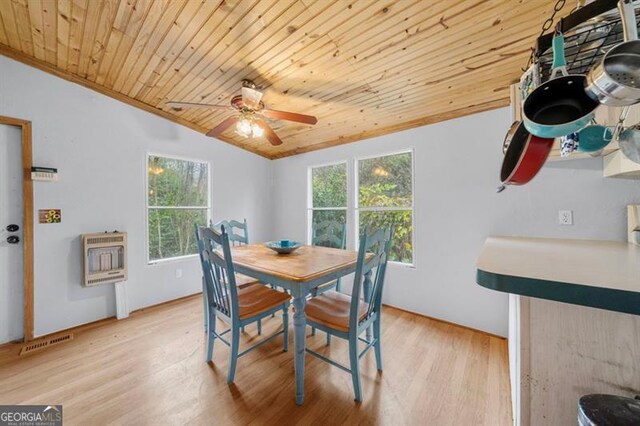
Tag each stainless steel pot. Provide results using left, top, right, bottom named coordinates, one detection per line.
left=619, top=124, right=640, bottom=163
left=607, top=105, right=640, bottom=164
left=584, top=0, right=640, bottom=106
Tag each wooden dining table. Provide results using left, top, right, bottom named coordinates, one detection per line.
left=229, top=243, right=373, bottom=405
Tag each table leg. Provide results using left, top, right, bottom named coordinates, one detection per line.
left=292, top=292, right=307, bottom=405
left=363, top=269, right=373, bottom=341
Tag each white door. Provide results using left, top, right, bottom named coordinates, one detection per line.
left=0, top=124, right=24, bottom=343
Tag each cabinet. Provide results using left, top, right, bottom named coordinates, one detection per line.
left=509, top=84, right=640, bottom=178
left=511, top=296, right=640, bottom=426
left=477, top=236, right=640, bottom=426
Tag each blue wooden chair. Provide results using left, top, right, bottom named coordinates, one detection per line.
left=305, top=227, right=392, bottom=402
left=210, top=219, right=259, bottom=287
left=210, top=219, right=269, bottom=334
left=310, top=219, right=347, bottom=343
left=211, top=219, right=249, bottom=247
left=196, top=225, right=290, bottom=384
left=213, top=219, right=285, bottom=299
left=311, top=219, right=347, bottom=294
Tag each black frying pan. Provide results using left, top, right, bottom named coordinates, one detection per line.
left=523, top=33, right=599, bottom=138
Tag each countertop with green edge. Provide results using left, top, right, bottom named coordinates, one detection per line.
left=476, top=236, right=640, bottom=315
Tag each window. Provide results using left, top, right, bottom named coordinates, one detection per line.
left=308, top=162, right=347, bottom=248
left=147, top=154, right=210, bottom=262
left=357, top=151, right=414, bottom=265
left=307, top=151, right=414, bottom=266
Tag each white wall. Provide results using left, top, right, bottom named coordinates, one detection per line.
left=1, top=54, right=638, bottom=340
left=271, top=108, right=640, bottom=337
left=0, top=56, right=273, bottom=338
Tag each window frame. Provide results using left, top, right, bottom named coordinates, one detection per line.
left=306, top=160, right=349, bottom=246
left=145, top=152, right=212, bottom=265
left=355, top=148, right=416, bottom=267
left=306, top=149, right=416, bottom=268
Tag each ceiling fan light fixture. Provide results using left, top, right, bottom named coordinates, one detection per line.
left=172, top=80, right=316, bottom=146
left=251, top=123, right=264, bottom=138
left=236, top=117, right=252, bottom=137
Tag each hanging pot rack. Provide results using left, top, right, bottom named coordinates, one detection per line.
left=533, top=0, right=640, bottom=81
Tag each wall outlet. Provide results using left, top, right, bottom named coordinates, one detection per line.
left=559, top=210, right=573, bottom=226
left=175, top=268, right=183, bottom=279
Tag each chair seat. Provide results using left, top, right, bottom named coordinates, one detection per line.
left=235, top=273, right=260, bottom=289
left=305, top=291, right=368, bottom=332
left=238, top=284, right=290, bottom=320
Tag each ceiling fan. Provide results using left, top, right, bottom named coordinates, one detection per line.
left=166, top=80, right=318, bottom=146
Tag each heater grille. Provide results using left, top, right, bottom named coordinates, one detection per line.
left=82, top=232, right=128, bottom=287
left=86, top=236, right=124, bottom=245
left=20, top=333, right=73, bottom=355
left=88, top=274, right=126, bottom=285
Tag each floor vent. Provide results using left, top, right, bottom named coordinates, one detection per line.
left=20, top=333, right=74, bottom=355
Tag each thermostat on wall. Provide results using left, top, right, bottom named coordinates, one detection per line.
left=31, top=167, right=58, bottom=182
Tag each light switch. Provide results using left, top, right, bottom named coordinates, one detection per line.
left=559, top=210, right=573, bottom=226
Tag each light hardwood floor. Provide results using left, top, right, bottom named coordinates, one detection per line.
left=0, top=295, right=511, bottom=425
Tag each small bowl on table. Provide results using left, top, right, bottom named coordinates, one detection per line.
left=265, top=240, right=302, bottom=254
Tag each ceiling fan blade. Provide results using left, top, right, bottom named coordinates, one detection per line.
left=260, top=109, right=318, bottom=125
left=241, top=87, right=263, bottom=109
left=255, top=118, right=282, bottom=146
left=166, top=101, right=230, bottom=110
left=206, top=116, right=239, bottom=138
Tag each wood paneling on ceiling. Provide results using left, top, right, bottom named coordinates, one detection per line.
left=0, top=0, right=569, bottom=159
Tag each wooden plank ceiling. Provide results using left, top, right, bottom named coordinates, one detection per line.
left=0, top=0, right=569, bottom=159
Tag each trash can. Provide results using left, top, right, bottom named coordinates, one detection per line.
left=578, top=394, right=640, bottom=425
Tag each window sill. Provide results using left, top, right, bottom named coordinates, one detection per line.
left=147, top=254, right=199, bottom=266
left=388, top=260, right=416, bottom=269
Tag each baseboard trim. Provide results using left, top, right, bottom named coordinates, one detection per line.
left=11, top=292, right=204, bottom=346
left=130, top=292, right=202, bottom=315
left=381, top=303, right=506, bottom=340
left=1, top=292, right=503, bottom=348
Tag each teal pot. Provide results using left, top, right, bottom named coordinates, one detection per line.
left=577, top=124, right=613, bottom=152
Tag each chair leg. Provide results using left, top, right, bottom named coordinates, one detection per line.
left=202, top=277, right=208, bottom=333
left=311, top=327, right=316, bottom=336
left=326, top=332, right=332, bottom=346
left=257, top=319, right=262, bottom=335
left=349, top=336, right=363, bottom=402
left=241, top=326, right=245, bottom=333
left=283, top=305, right=289, bottom=352
left=227, top=326, right=240, bottom=384
left=206, top=312, right=216, bottom=362
left=374, top=319, right=383, bottom=371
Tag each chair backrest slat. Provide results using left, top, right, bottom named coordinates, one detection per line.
left=349, top=227, right=392, bottom=331
left=366, top=229, right=392, bottom=319
left=211, top=218, right=249, bottom=246
left=196, top=225, right=239, bottom=319
left=312, top=220, right=346, bottom=249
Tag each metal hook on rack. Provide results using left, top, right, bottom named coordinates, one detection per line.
left=522, top=0, right=568, bottom=71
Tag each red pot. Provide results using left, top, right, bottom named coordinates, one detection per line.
left=499, top=121, right=554, bottom=190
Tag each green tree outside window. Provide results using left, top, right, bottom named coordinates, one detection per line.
left=147, top=155, right=209, bottom=261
